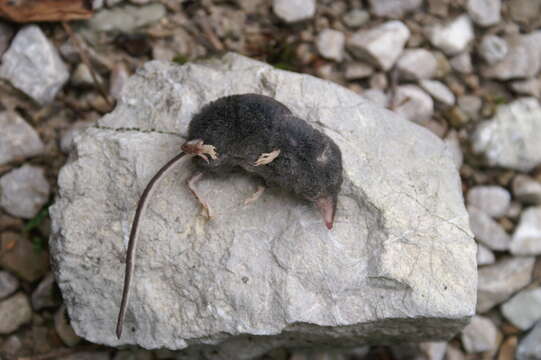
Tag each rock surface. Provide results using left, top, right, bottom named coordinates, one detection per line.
left=0, top=165, right=50, bottom=219
left=0, top=111, right=45, bottom=166
left=0, top=25, right=69, bottom=105
left=472, top=97, right=541, bottom=172
left=348, top=21, right=410, bottom=70
left=477, top=256, right=535, bottom=313
left=466, top=0, right=501, bottom=26
left=0, top=293, right=32, bottom=334
left=50, top=54, right=476, bottom=353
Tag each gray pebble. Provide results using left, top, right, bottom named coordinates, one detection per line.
left=342, top=9, right=370, bottom=28
left=31, top=273, right=61, bottom=311
left=479, top=35, right=508, bottom=64
left=0, top=165, right=50, bottom=219
left=468, top=206, right=511, bottom=250
left=516, top=320, right=541, bottom=360
left=467, top=185, right=511, bottom=218
left=513, top=175, right=541, bottom=205
left=420, top=79, right=456, bottom=106
left=461, top=315, right=499, bottom=353
left=393, top=85, right=434, bottom=124
left=511, top=206, right=541, bottom=255
left=467, top=0, right=501, bottom=27
left=0, top=271, right=18, bottom=300
left=477, top=243, right=495, bottom=266
left=316, top=29, right=345, bottom=62
left=0, top=111, right=45, bottom=166
left=273, top=0, right=315, bottom=23
left=501, top=287, right=541, bottom=330
left=0, top=293, right=32, bottom=334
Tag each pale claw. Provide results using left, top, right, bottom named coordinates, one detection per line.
left=254, top=149, right=280, bottom=166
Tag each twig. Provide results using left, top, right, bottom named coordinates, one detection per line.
left=62, top=21, right=113, bottom=110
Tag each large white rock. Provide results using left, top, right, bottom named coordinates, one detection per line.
left=0, top=25, right=69, bottom=105
left=49, top=54, right=476, bottom=354
left=348, top=21, right=410, bottom=70
left=427, top=15, right=474, bottom=55
left=472, top=98, right=541, bottom=172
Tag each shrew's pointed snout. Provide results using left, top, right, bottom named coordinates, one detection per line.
left=315, top=195, right=337, bottom=230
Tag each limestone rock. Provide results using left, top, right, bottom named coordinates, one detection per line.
left=467, top=206, right=510, bottom=250
left=316, top=29, right=345, bottom=62
left=477, top=256, right=535, bottom=313
left=466, top=0, right=501, bottom=26
left=467, top=185, right=510, bottom=218
left=420, top=80, right=456, bottom=106
left=472, top=98, right=541, bottom=172
left=0, top=293, right=32, bottom=334
left=0, top=25, right=69, bottom=105
left=392, top=85, right=434, bottom=124
left=461, top=315, right=499, bottom=353
left=50, top=54, right=476, bottom=353
left=479, top=35, right=508, bottom=65
left=0, top=111, right=45, bottom=166
left=396, top=49, right=438, bottom=80
left=511, top=206, right=541, bottom=255
left=513, top=175, right=541, bottom=205
left=88, top=4, right=166, bottom=32
left=368, top=0, right=422, bottom=18
left=482, top=32, right=541, bottom=80
left=0, top=165, right=50, bottom=219
left=516, top=320, right=541, bottom=360
left=501, top=287, right=541, bottom=330
left=348, top=21, right=410, bottom=70
left=427, top=15, right=474, bottom=55
left=273, top=0, right=315, bottom=23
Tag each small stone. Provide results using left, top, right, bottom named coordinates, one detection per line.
left=482, top=32, right=541, bottom=80
left=0, top=293, right=32, bottom=334
left=477, top=243, right=495, bottom=266
left=513, top=175, right=541, bottom=205
left=516, top=321, right=541, bottom=360
left=55, top=305, right=81, bottom=347
left=71, top=63, right=102, bottom=88
left=0, top=271, right=18, bottom=300
left=396, top=49, right=438, bottom=80
left=342, top=9, right=370, bottom=28
left=467, top=0, right=501, bottom=26
left=427, top=15, right=474, bottom=55
left=450, top=52, right=473, bottom=74
left=109, top=62, right=130, bottom=100
left=457, top=95, right=481, bottom=120
left=362, top=89, right=388, bottom=107
left=444, top=130, right=463, bottom=169
left=461, top=315, right=499, bottom=353
left=467, top=186, right=511, bottom=218
left=501, top=287, right=541, bottom=330
left=31, top=273, right=61, bottom=311
left=479, top=35, right=508, bottom=64
left=369, top=72, right=388, bottom=90
left=445, top=106, right=469, bottom=128
left=273, top=0, right=315, bottom=23
left=510, top=79, right=541, bottom=98
left=316, top=29, right=345, bottom=62
left=420, top=79, right=456, bottom=106
left=344, top=62, right=373, bottom=80
left=59, top=41, right=112, bottom=73
left=0, top=165, right=50, bottom=219
left=0, top=111, right=45, bottom=166
left=510, top=206, right=541, bottom=255
left=368, top=0, right=422, bottom=18
left=0, top=25, right=69, bottom=105
left=419, top=342, right=447, bottom=360
left=509, top=0, right=541, bottom=23
left=348, top=21, right=411, bottom=70
left=0, top=232, right=49, bottom=282
left=468, top=206, right=511, bottom=250
left=1, top=335, right=22, bottom=357
left=445, top=345, right=465, bottom=360
left=89, top=4, right=167, bottom=32
left=393, top=85, right=434, bottom=124
left=477, top=256, right=535, bottom=312
left=0, top=21, right=14, bottom=57
left=472, top=98, right=541, bottom=172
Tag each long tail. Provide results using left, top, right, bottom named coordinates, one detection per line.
left=116, top=152, right=187, bottom=339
